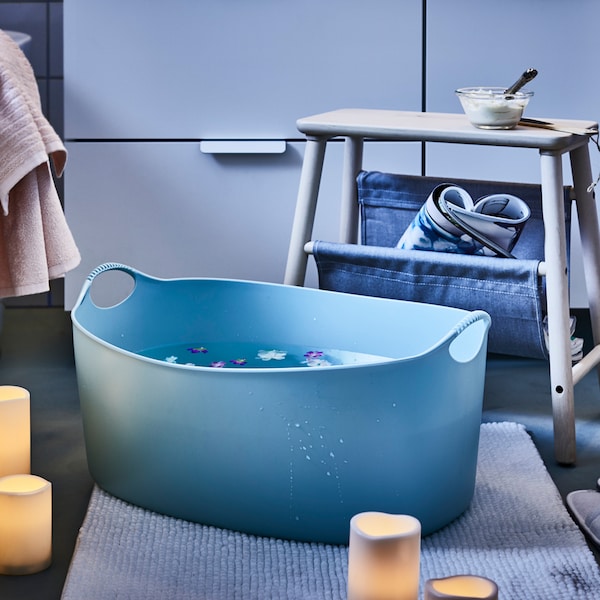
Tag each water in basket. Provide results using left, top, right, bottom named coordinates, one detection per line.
left=138, top=342, right=392, bottom=369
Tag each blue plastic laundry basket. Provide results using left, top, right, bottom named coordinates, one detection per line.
left=71, top=263, right=490, bottom=544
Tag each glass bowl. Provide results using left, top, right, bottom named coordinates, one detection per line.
left=456, top=87, right=534, bottom=130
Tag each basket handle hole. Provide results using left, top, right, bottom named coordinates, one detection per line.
left=88, top=268, right=136, bottom=308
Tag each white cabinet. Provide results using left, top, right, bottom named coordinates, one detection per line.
left=64, top=0, right=423, bottom=139
left=64, top=140, right=421, bottom=308
left=64, top=142, right=307, bottom=307
left=425, top=0, right=600, bottom=307
left=64, top=0, right=423, bottom=308
left=425, top=0, right=600, bottom=181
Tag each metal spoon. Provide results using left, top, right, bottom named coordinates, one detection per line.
left=504, top=68, right=538, bottom=96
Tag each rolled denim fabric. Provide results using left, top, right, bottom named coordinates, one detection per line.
left=397, top=184, right=481, bottom=255
left=451, top=193, right=531, bottom=254
left=425, top=185, right=473, bottom=236
left=397, top=183, right=530, bottom=257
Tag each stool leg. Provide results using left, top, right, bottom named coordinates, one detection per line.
left=339, top=136, right=364, bottom=243
left=570, top=143, right=600, bottom=369
left=284, top=137, right=327, bottom=286
left=540, top=150, right=576, bottom=465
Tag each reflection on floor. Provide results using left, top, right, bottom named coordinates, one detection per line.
left=0, top=307, right=598, bottom=600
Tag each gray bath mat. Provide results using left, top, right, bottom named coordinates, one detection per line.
left=61, top=422, right=600, bottom=600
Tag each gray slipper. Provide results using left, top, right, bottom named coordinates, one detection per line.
left=566, top=489, right=600, bottom=548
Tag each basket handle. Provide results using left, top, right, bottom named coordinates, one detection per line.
left=75, top=263, right=154, bottom=310
left=445, top=310, right=491, bottom=363
left=85, top=262, right=140, bottom=282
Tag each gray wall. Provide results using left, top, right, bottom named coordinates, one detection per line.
left=0, top=0, right=64, bottom=306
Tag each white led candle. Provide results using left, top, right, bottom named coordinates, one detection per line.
left=347, top=512, right=421, bottom=600
left=0, top=386, right=30, bottom=477
left=0, top=474, right=52, bottom=575
left=424, top=575, right=499, bottom=600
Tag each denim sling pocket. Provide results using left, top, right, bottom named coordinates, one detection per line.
left=312, top=171, right=572, bottom=359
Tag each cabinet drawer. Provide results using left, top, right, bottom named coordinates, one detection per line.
left=64, top=0, right=422, bottom=139
left=64, top=140, right=421, bottom=308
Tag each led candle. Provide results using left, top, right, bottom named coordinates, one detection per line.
left=0, top=386, right=30, bottom=477
left=424, top=575, right=499, bottom=600
left=347, top=512, right=421, bottom=600
left=0, top=474, right=52, bottom=575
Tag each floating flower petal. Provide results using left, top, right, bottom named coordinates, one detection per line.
left=230, top=358, right=247, bottom=365
left=257, top=349, right=287, bottom=361
left=210, top=361, right=226, bottom=368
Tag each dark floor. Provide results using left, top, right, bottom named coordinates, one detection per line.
left=0, top=306, right=599, bottom=600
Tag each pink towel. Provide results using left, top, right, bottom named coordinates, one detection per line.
left=0, top=29, right=80, bottom=298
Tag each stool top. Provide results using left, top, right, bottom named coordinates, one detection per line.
left=297, top=109, right=598, bottom=151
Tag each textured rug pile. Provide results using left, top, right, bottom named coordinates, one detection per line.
left=61, top=422, right=600, bottom=599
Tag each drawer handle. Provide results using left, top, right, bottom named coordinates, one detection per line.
left=200, top=140, right=286, bottom=154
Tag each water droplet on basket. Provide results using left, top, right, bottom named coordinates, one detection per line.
left=339, top=438, right=344, bottom=444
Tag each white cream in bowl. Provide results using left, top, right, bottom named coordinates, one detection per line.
left=456, top=87, right=533, bottom=129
